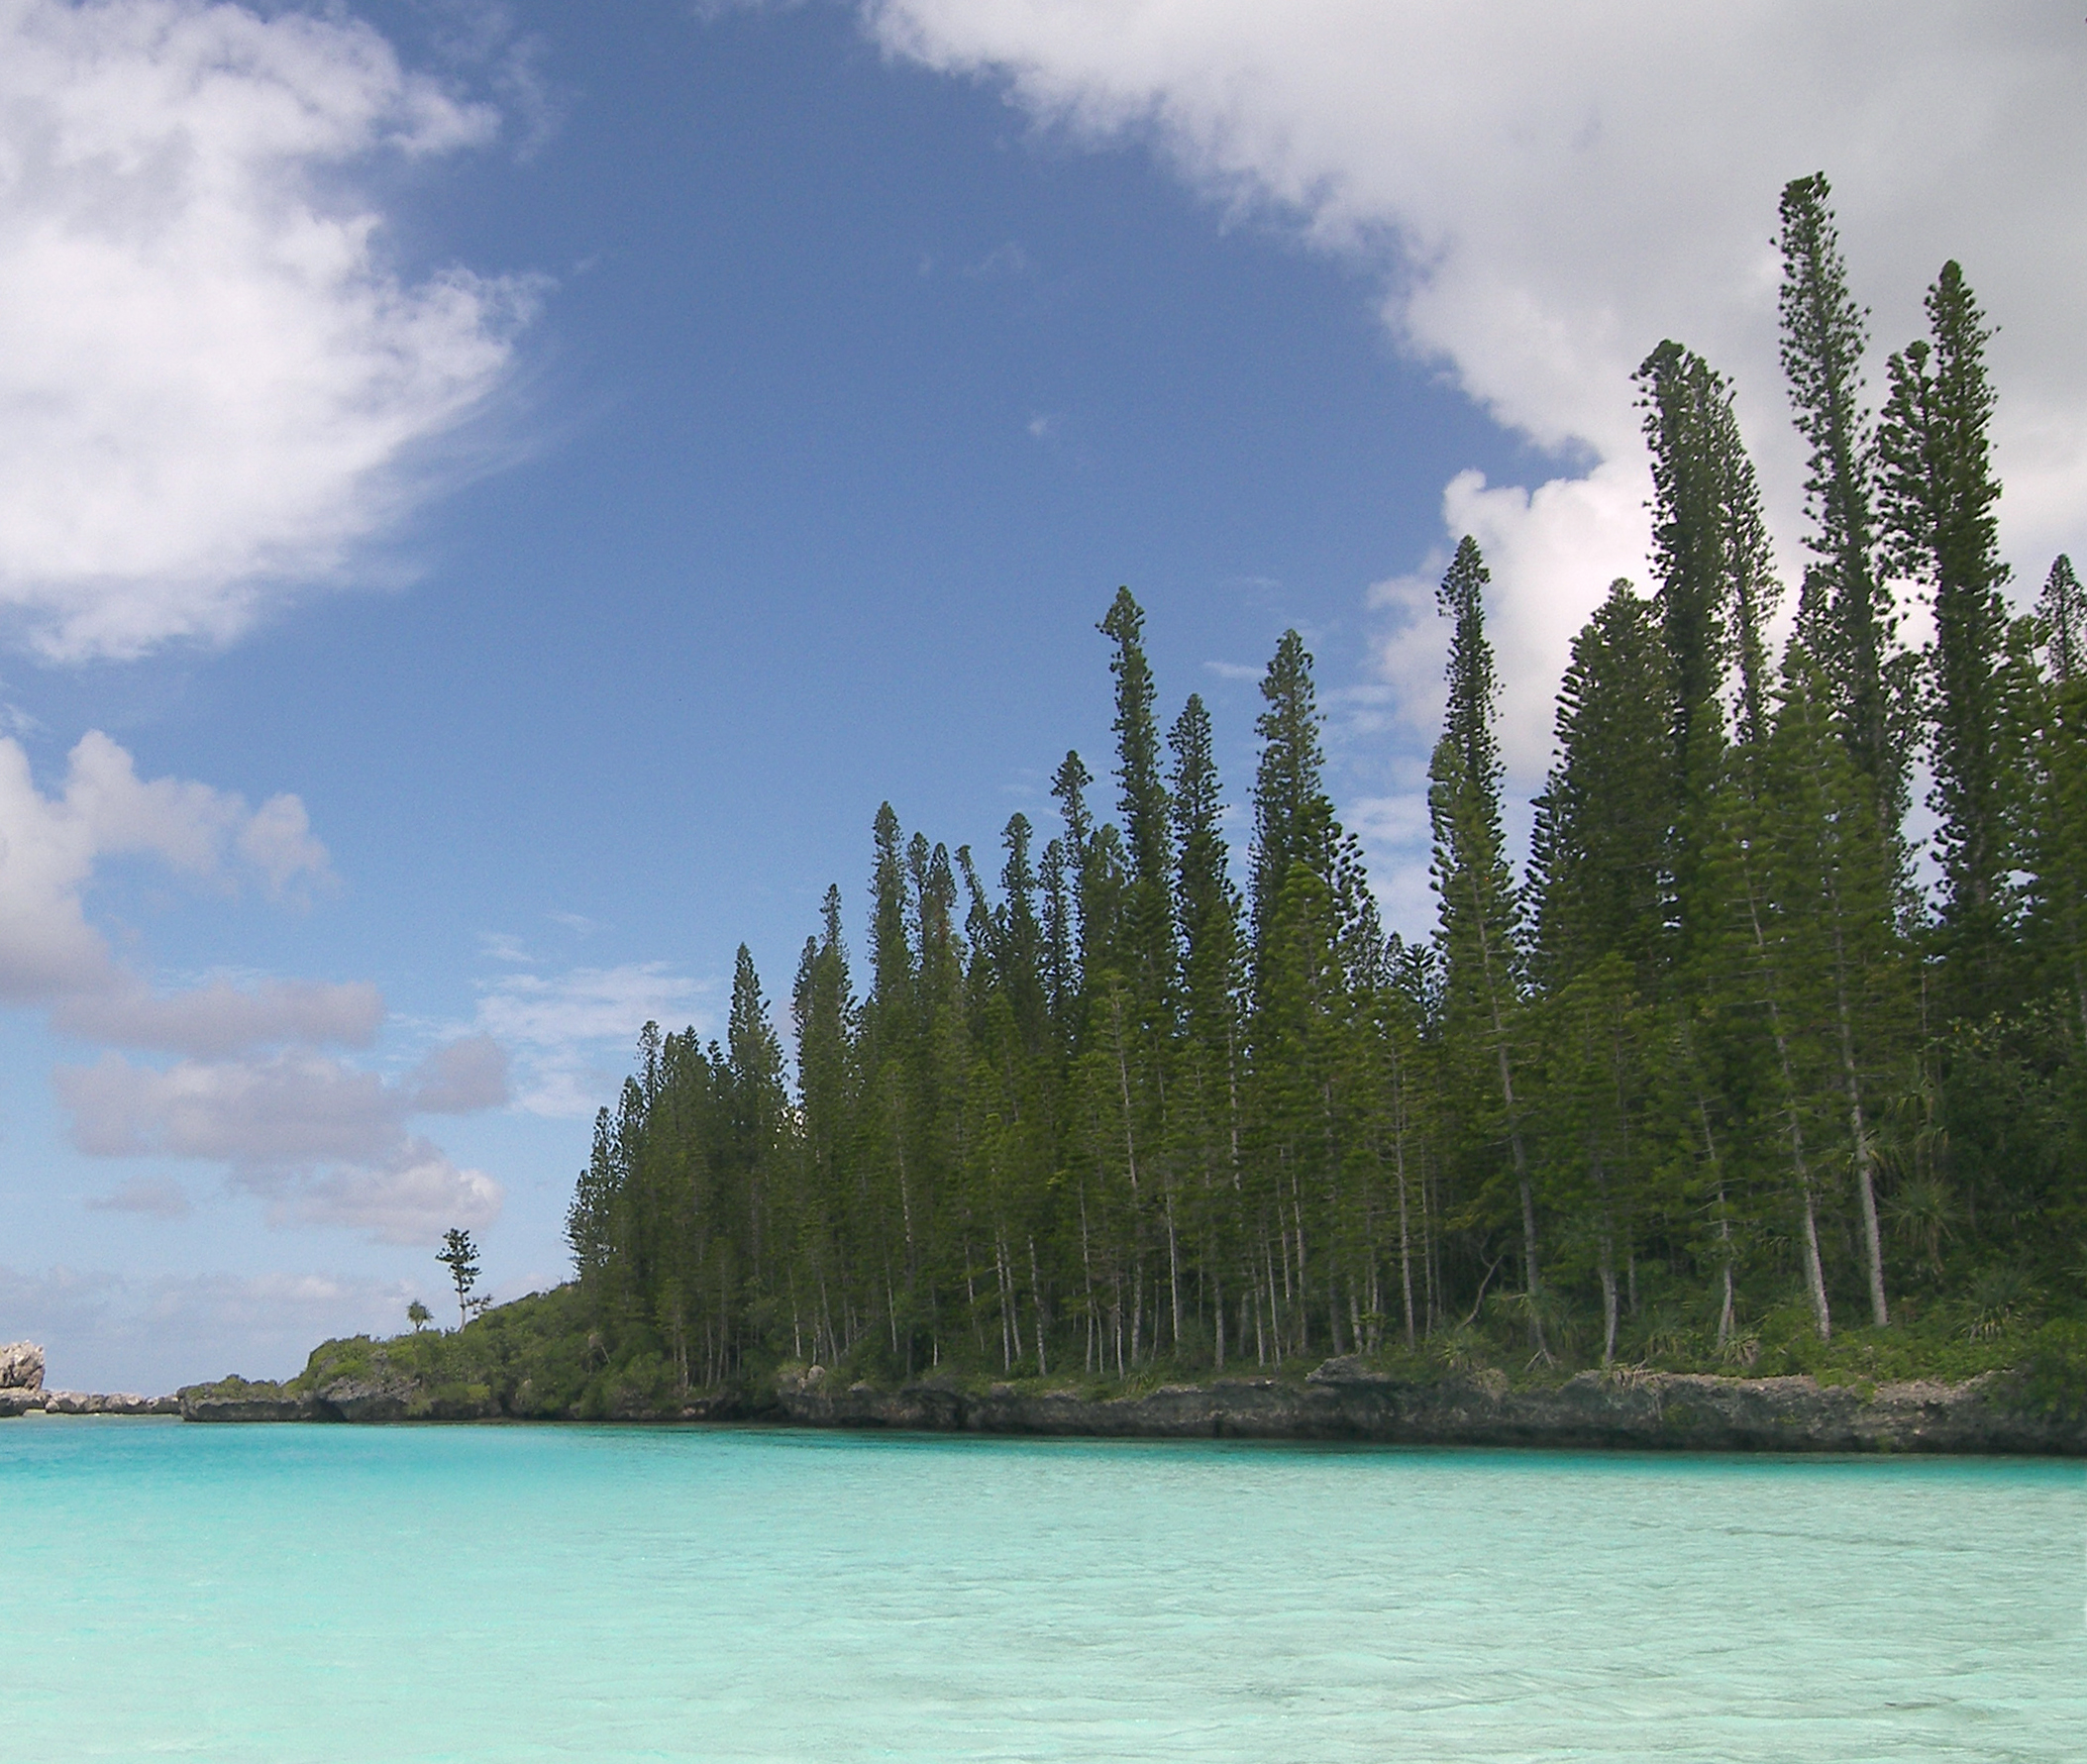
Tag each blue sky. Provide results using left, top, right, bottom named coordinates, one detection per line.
left=1, top=1, right=2078, bottom=1392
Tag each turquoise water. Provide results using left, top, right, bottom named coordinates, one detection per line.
left=1, top=1420, right=2080, bottom=1761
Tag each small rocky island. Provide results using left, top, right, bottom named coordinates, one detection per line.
left=0, top=1341, right=179, bottom=1416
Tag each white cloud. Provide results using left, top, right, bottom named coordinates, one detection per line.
left=58, top=1048, right=398, bottom=1162
left=0, top=730, right=332, bottom=1002
left=0, top=0, right=537, bottom=660
left=406, top=1032, right=510, bottom=1114
left=1365, top=464, right=1656, bottom=782
left=0, top=725, right=507, bottom=1243
left=52, top=976, right=383, bottom=1056
left=55, top=1034, right=507, bottom=1159
left=476, top=961, right=708, bottom=1117
left=273, top=1138, right=501, bottom=1246
left=966, top=240, right=1031, bottom=277
left=52, top=1034, right=507, bottom=1242
left=868, top=1, right=2087, bottom=885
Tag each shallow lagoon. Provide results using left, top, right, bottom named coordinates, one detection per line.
left=2, top=1420, right=2079, bottom=1761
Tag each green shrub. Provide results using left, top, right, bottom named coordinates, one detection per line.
left=2021, top=1319, right=2087, bottom=1420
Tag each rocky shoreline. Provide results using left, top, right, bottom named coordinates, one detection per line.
left=170, top=1357, right=2086, bottom=1455
left=0, top=1342, right=180, bottom=1417
left=0, top=1388, right=179, bottom=1416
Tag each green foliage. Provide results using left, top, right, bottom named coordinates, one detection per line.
left=1879, top=259, right=2015, bottom=1005
left=1777, top=172, right=1899, bottom=805
left=2021, top=1320, right=2087, bottom=1420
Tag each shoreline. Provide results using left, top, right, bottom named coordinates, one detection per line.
left=0, top=1390, right=179, bottom=1416
left=165, top=1357, right=2087, bottom=1456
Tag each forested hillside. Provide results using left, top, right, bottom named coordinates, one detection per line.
left=563, top=175, right=2086, bottom=1396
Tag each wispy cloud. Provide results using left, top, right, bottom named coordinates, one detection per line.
left=267, top=1140, right=501, bottom=1246
left=475, top=961, right=711, bottom=1117
left=83, top=1177, right=192, bottom=1219
left=965, top=240, right=1031, bottom=278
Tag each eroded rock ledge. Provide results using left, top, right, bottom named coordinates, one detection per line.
left=175, top=1357, right=2084, bottom=1453
left=768, top=1359, right=2085, bottom=1455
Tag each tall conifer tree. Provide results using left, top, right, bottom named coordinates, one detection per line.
left=1428, top=537, right=1546, bottom=1357
left=1777, top=173, right=1900, bottom=811
left=1249, top=631, right=1338, bottom=961
left=1878, top=261, right=2013, bottom=996
left=1170, top=692, right=1245, bottom=1363
left=1531, top=579, right=1672, bottom=990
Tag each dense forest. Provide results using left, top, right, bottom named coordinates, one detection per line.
left=563, top=175, right=2086, bottom=1396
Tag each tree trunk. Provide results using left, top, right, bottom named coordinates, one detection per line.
left=1739, top=866, right=1831, bottom=1340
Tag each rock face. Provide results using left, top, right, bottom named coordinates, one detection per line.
left=0, top=1341, right=45, bottom=1391
left=178, top=1375, right=507, bottom=1423
left=177, top=1379, right=319, bottom=1421
left=771, top=1360, right=2087, bottom=1456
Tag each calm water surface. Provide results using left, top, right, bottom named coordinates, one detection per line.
left=2, top=1419, right=2079, bottom=1761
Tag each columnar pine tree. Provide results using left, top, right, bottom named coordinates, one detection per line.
left=791, top=885, right=855, bottom=1363
left=1878, top=261, right=2014, bottom=1005
left=2027, top=558, right=2087, bottom=1062
left=1249, top=631, right=1338, bottom=964
left=1098, top=587, right=1181, bottom=1354
left=1637, top=341, right=1780, bottom=759
left=1777, top=173, right=1902, bottom=816
left=1169, top=692, right=1245, bottom=1364
left=1428, top=537, right=1546, bottom=1358
left=1637, top=340, right=1781, bottom=987
left=1531, top=579, right=1673, bottom=991
left=2040, top=556, right=2083, bottom=687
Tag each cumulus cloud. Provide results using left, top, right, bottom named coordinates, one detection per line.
left=0, top=730, right=333, bottom=1002
left=52, top=976, right=382, bottom=1054
left=1366, top=465, right=1656, bottom=782
left=475, top=960, right=708, bottom=1117
left=52, top=1032, right=505, bottom=1242
left=59, top=1048, right=398, bottom=1162
left=276, top=1138, right=501, bottom=1245
left=867, top=1, right=2087, bottom=890
left=0, top=724, right=508, bottom=1242
left=0, top=0, right=537, bottom=660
